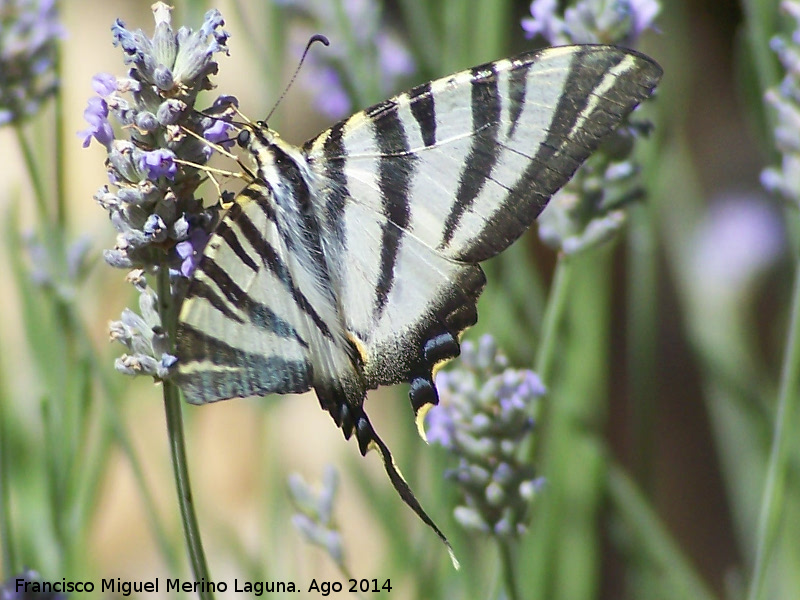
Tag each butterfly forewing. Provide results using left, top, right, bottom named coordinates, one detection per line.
left=302, top=45, right=662, bottom=410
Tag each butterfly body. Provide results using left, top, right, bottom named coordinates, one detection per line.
left=174, top=45, right=662, bottom=554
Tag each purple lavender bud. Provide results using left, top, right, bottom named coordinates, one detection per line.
left=134, top=110, right=158, bottom=132
left=143, top=213, right=167, bottom=241
left=103, top=248, right=133, bottom=269
left=176, top=227, right=209, bottom=277
left=139, top=148, right=177, bottom=180
left=203, top=118, right=234, bottom=145
left=78, top=96, right=114, bottom=148
left=153, top=65, right=175, bottom=91
left=522, top=0, right=563, bottom=42
left=628, top=0, right=661, bottom=39
left=156, top=98, right=186, bottom=125
left=92, top=72, right=118, bottom=96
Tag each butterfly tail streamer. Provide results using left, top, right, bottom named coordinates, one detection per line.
left=358, top=411, right=460, bottom=570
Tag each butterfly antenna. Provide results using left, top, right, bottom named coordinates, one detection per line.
left=263, top=34, right=330, bottom=123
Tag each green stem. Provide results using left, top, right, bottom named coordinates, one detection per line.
left=54, top=45, right=67, bottom=230
left=535, top=255, right=572, bottom=384
left=518, top=255, right=573, bottom=598
left=14, top=127, right=50, bottom=224
left=523, top=255, right=572, bottom=480
left=163, top=378, right=213, bottom=597
left=740, top=0, right=781, bottom=123
left=0, top=369, right=16, bottom=575
left=497, top=538, right=519, bottom=600
left=746, top=255, right=800, bottom=600
left=157, top=266, right=214, bottom=598
left=627, top=207, right=659, bottom=492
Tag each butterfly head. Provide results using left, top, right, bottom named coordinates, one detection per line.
left=235, top=120, right=311, bottom=199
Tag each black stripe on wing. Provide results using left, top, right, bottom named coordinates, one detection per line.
left=215, top=219, right=260, bottom=272
left=368, top=100, right=415, bottom=318
left=441, top=63, right=502, bottom=247
left=319, top=120, right=349, bottom=245
left=193, top=257, right=309, bottom=348
left=409, top=81, right=437, bottom=147
left=506, top=60, right=532, bottom=140
left=176, top=322, right=313, bottom=402
left=229, top=192, right=336, bottom=342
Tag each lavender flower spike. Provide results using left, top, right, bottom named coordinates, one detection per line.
left=288, top=466, right=347, bottom=567
left=85, top=3, right=237, bottom=379
left=523, top=0, right=660, bottom=46
left=762, top=0, right=800, bottom=206
left=0, top=0, right=65, bottom=126
left=426, top=336, right=546, bottom=538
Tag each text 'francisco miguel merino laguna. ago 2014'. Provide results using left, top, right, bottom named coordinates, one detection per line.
left=16, top=577, right=394, bottom=596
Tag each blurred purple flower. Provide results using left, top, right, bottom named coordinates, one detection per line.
left=691, top=195, right=784, bottom=297
left=307, top=66, right=352, bottom=120
left=522, top=0, right=563, bottom=41
left=288, top=465, right=346, bottom=567
left=522, top=0, right=659, bottom=46
left=0, top=0, right=65, bottom=125
left=279, top=0, right=415, bottom=120
left=0, top=569, right=67, bottom=600
left=375, top=31, right=414, bottom=79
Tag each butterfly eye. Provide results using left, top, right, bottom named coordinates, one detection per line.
left=237, top=130, right=251, bottom=147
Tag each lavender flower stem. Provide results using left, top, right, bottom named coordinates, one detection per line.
left=741, top=0, right=782, bottom=113
left=526, top=255, right=572, bottom=468
left=54, top=46, right=67, bottom=229
left=157, top=265, right=213, bottom=598
left=14, top=127, right=49, bottom=223
left=626, top=211, right=659, bottom=489
left=747, top=257, right=800, bottom=600
left=496, top=538, right=519, bottom=600
left=535, top=255, right=573, bottom=383
left=0, top=368, right=16, bottom=575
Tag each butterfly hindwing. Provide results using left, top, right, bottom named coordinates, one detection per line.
left=175, top=184, right=318, bottom=402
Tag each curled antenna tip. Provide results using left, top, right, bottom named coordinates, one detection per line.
left=309, top=34, right=330, bottom=47
left=264, top=33, right=332, bottom=123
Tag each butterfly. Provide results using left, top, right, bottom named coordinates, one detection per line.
left=173, top=44, right=662, bottom=560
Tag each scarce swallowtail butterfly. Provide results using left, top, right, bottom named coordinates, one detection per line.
left=173, top=44, right=662, bottom=561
